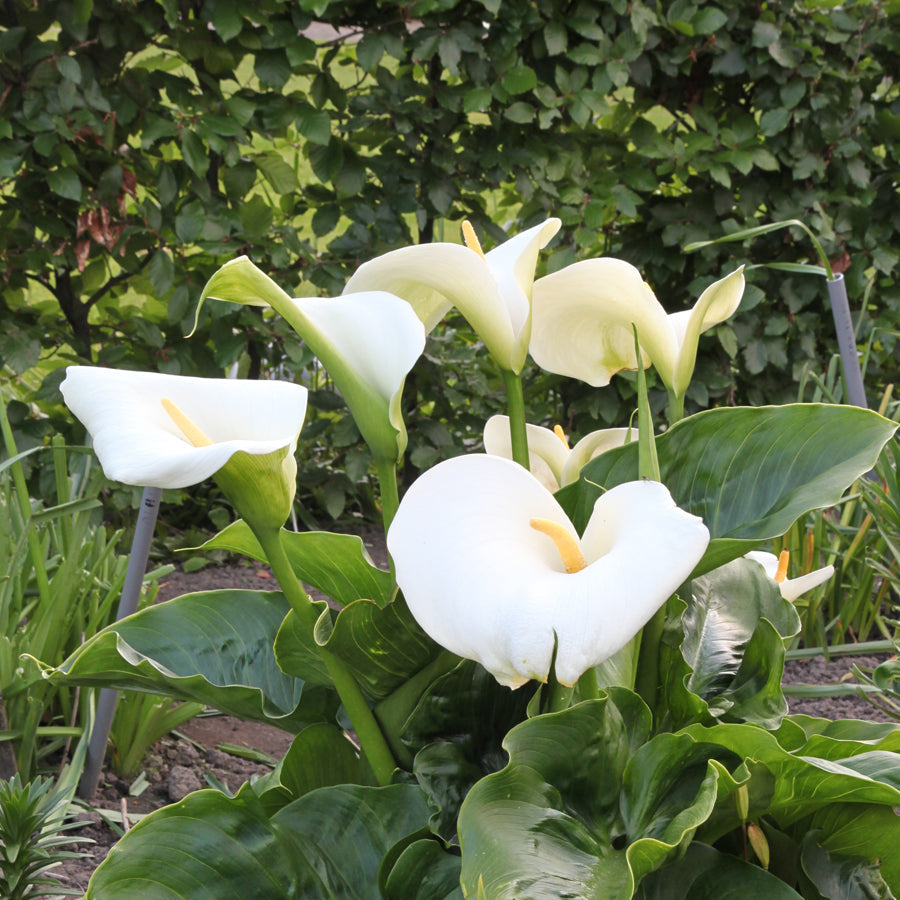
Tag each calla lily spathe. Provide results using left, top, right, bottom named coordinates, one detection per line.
left=530, top=259, right=745, bottom=397
left=61, top=367, right=308, bottom=527
left=343, top=219, right=561, bottom=374
left=198, top=257, right=425, bottom=462
left=388, top=453, right=709, bottom=688
left=483, top=415, right=633, bottom=491
left=745, top=551, right=835, bottom=602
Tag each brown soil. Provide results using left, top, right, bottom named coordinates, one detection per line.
left=52, top=539, right=897, bottom=895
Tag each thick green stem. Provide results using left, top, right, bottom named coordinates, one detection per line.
left=502, top=369, right=530, bottom=470
left=318, top=648, right=397, bottom=786
left=634, top=604, right=666, bottom=717
left=252, top=524, right=397, bottom=786
left=252, top=525, right=319, bottom=631
left=576, top=666, right=600, bottom=701
left=546, top=676, right=574, bottom=713
left=374, top=456, right=400, bottom=536
left=666, top=388, right=685, bottom=426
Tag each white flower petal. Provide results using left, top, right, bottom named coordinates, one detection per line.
left=344, top=219, right=560, bottom=373
left=744, top=550, right=835, bottom=601
left=61, top=367, right=307, bottom=489
left=531, top=258, right=671, bottom=386
left=560, top=427, right=635, bottom=487
left=388, top=454, right=709, bottom=689
left=557, top=480, right=709, bottom=685
left=289, top=291, right=425, bottom=429
left=483, top=415, right=568, bottom=491
left=671, top=267, right=745, bottom=397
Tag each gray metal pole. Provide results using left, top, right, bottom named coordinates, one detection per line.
left=77, top=486, right=162, bottom=799
left=826, top=273, right=868, bottom=409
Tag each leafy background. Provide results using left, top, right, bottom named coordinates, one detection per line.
left=2, top=0, right=899, bottom=527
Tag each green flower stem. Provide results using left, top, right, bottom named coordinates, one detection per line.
left=576, top=666, right=600, bottom=701
left=502, top=369, right=530, bottom=470
left=634, top=327, right=660, bottom=482
left=252, top=524, right=398, bottom=786
left=252, top=525, right=319, bottom=632
left=374, top=456, right=400, bottom=536
left=666, top=388, right=685, bottom=426
left=634, top=604, right=666, bottom=718
left=318, top=647, right=397, bottom=786
left=546, top=676, right=574, bottom=713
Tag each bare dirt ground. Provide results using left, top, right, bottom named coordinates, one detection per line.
left=53, top=546, right=897, bottom=895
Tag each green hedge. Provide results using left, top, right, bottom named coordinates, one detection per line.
left=2, top=0, right=898, bottom=520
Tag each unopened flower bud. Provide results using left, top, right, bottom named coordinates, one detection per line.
left=733, top=784, right=749, bottom=822
left=747, top=823, right=770, bottom=870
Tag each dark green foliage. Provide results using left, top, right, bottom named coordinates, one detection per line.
left=2, top=0, right=899, bottom=522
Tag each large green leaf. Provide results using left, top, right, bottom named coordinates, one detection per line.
left=273, top=783, right=432, bottom=897
left=253, top=723, right=371, bottom=814
left=808, top=805, right=900, bottom=892
left=54, top=590, right=337, bottom=732
left=200, top=520, right=394, bottom=607
left=382, top=839, right=463, bottom=900
left=457, top=694, right=739, bottom=899
left=401, top=661, right=533, bottom=840
left=557, top=405, right=896, bottom=575
left=275, top=595, right=441, bottom=702
left=636, top=842, right=804, bottom=898
left=86, top=782, right=431, bottom=899
left=683, top=721, right=900, bottom=833
left=800, top=830, right=895, bottom=899
left=660, top=558, right=800, bottom=729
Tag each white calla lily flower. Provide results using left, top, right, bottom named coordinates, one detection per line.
left=199, top=257, right=425, bottom=461
left=388, top=454, right=709, bottom=688
left=483, top=415, right=633, bottom=491
left=531, top=259, right=744, bottom=397
left=61, top=367, right=308, bottom=527
left=745, top=550, right=835, bottom=602
left=343, top=218, right=561, bottom=374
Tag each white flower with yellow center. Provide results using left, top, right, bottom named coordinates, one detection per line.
left=343, top=218, right=561, bottom=374
left=483, top=415, right=634, bottom=492
left=530, top=259, right=744, bottom=398
left=61, top=367, right=308, bottom=528
left=388, top=453, right=709, bottom=688
left=745, top=550, right=835, bottom=602
left=198, top=257, right=425, bottom=462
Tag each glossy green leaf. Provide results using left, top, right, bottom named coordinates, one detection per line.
left=316, top=595, right=440, bottom=701
left=681, top=721, right=900, bottom=830
left=636, top=841, right=804, bottom=898
left=383, top=839, right=463, bottom=900
left=274, top=783, right=432, bottom=897
left=808, top=805, right=900, bottom=892
left=401, top=660, right=532, bottom=763
left=661, top=558, right=800, bottom=729
left=253, top=723, right=371, bottom=813
left=274, top=594, right=440, bottom=702
left=398, top=661, right=532, bottom=837
left=458, top=693, right=737, bottom=898
left=558, top=405, right=896, bottom=576
left=85, top=787, right=297, bottom=899
left=200, top=520, right=394, bottom=607
left=800, top=831, right=894, bottom=899
left=54, top=590, right=337, bottom=732
left=86, top=782, right=430, bottom=899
